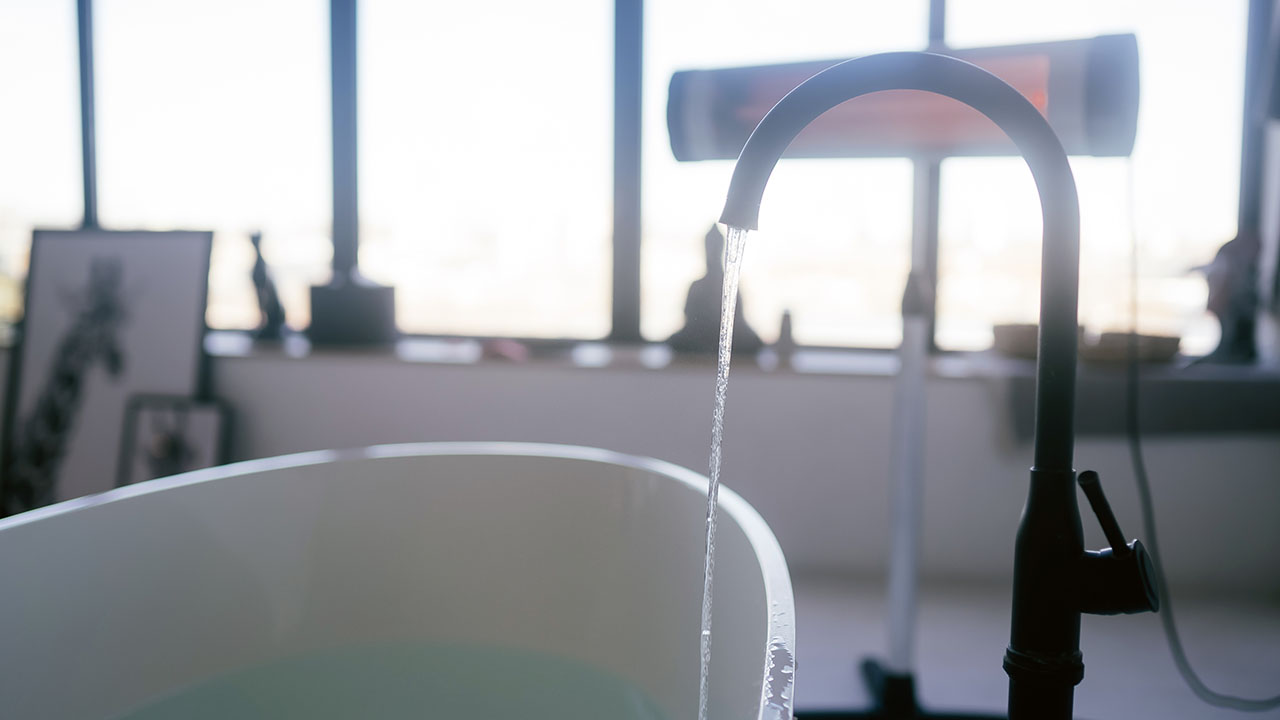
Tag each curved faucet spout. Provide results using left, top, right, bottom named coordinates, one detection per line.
left=720, top=51, right=1090, bottom=720
left=720, top=50, right=1079, bottom=474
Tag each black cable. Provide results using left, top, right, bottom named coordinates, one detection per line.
left=1126, top=166, right=1280, bottom=711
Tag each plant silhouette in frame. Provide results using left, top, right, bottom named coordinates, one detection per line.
left=6, top=257, right=130, bottom=513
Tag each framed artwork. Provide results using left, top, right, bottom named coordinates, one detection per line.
left=117, top=394, right=229, bottom=487
left=1, top=229, right=212, bottom=514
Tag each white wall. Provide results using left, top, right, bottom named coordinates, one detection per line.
left=3, top=342, right=1276, bottom=595
left=210, top=350, right=1280, bottom=597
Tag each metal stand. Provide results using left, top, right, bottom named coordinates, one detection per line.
left=800, top=659, right=1005, bottom=719
left=798, top=275, right=1004, bottom=720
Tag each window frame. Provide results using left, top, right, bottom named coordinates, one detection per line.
left=61, top=0, right=1263, bottom=353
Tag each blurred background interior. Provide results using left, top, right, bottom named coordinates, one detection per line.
left=0, top=0, right=1278, bottom=717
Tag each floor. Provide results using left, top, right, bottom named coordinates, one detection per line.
left=792, top=575, right=1280, bottom=720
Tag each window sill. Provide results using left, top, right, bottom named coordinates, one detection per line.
left=202, top=330, right=903, bottom=376
left=202, top=330, right=1280, bottom=437
left=1000, top=354, right=1280, bottom=438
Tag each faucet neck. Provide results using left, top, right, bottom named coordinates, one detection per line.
left=720, top=51, right=1080, bottom=472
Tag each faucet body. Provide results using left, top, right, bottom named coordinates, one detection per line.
left=720, top=52, right=1156, bottom=719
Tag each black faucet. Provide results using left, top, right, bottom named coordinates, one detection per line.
left=719, top=51, right=1159, bottom=720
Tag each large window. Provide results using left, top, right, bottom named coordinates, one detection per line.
left=95, top=0, right=330, bottom=330
left=0, top=0, right=1253, bottom=356
left=642, top=0, right=927, bottom=348
left=939, top=0, right=1247, bottom=353
left=0, top=0, right=82, bottom=322
left=358, top=0, right=613, bottom=339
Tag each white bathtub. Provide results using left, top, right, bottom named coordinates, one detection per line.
left=0, top=443, right=794, bottom=719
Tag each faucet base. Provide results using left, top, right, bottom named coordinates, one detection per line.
left=1007, top=676, right=1077, bottom=720
left=1003, top=646, right=1082, bottom=720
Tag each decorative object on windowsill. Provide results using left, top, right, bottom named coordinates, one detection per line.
left=116, top=394, right=229, bottom=486
left=1193, top=230, right=1259, bottom=364
left=250, top=231, right=289, bottom=341
left=990, top=322, right=1062, bottom=360
left=992, top=323, right=1179, bottom=363
left=308, top=270, right=397, bottom=346
left=0, top=229, right=211, bottom=516
left=1079, top=332, right=1180, bottom=364
left=481, top=338, right=530, bottom=363
left=773, top=309, right=796, bottom=363
left=667, top=224, right=763, bottom=355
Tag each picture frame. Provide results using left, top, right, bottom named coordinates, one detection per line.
left=1, top=229, right=212, bottom=515
left=117, top=394, right=229, bottom=487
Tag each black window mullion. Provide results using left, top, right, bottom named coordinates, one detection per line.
left=76, top=0, right=98, bottom=229
left=610, top=0, right=643, bottom=343
left=331, top=0, right=358, bottom=279
left=916, top=0, right=945, bottom=351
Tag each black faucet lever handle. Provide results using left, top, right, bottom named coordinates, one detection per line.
left=1077, top=470, right=1160, bottom=615
left=1078, top=470, right=1129, bottom=556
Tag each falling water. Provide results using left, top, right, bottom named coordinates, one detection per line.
left=698, top=224, right=749, bottom=720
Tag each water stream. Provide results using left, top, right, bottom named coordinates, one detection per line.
left=698, top=224, right=749, bottom=720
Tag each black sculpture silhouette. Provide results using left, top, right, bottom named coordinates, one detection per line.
left=251, top=231, right=288, bottom=340
left=1197, top=230, right=1258, bottom=363
left=5, top=258, right=129, bottom=513
left=667, top=225, right=763, bottom=354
